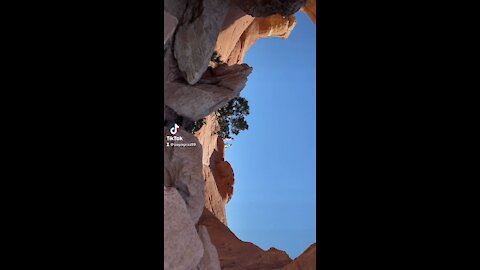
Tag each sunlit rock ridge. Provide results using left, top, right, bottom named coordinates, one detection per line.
left=164, top=0, right=316, bottom=269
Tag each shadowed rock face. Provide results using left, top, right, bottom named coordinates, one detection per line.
left=282, top=243, right=317, bottom=270
left=302, top=0, right=316, bottom=24
left=196, top=126, right=234, bottom=225
left=163, top=0, right=188, bottom=20
left=164, top=64, right=252, bottom=122
left=164, top=11, right=178, bottom=46
left=231, top=0, right=307, bottom=17
left=164, top=187, right=204, bottom=270
left=199, top=208, right=293, bottom=270
left=210, top=138, right=234, bottom=204
left=174, top=0, right=229, bottom=85
left=202, top=164, right=227, bottom=225
left=197, top=225, right=222, bottom=270
left=195, top=114, right=220, bottom=166
left=164, top=128, right=204, bottom=223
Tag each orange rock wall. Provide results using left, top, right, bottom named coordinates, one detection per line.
left=302, top=0, right=316, bottom=24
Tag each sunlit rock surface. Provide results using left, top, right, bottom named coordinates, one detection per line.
left=216, top=13, right=297, bottom=65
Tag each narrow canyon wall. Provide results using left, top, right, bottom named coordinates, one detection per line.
left=194, top=115, right=234, bottom=225
left=302, top=0, right=316, bottom=24
left=164, top=0, right=316, bottom=269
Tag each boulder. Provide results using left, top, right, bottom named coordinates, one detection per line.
left=164, top=187, right=204, bottom=270
left=230, top=0, right=307, bottom=17
left=163, top=0, right=188, bottom=21
left=196, top=225, right=222, bottom=270
left=174, top=0, right=229, bottom=84
left=164, top=11, right=178, bottom=46
left=164, top=128, right=204, bottom=223
left=230, top=14, right=297, bottom=64
left=164, top=64, right=252, bottom=122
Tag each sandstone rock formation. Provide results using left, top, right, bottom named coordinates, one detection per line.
left=302, top=0, right=316, bottom=24
left=215, top=0, right=315, bottom=65
left=199, top=208, right=293, bottom=270
left=196, top=122, right=235, bottom=225
left=215, top=6, right=255, bottom=65
left=282, top=243, right=317, bottom=270
left=234, top=14, right=297, bottom=64
left=194, top=114, right=220, bottom=166
left=202, top=165, right=228, bottom=225
left=215, top=12, right=297, bottom=65
left=164, top=0, right=316, bottom=269
left=209, top=138, right=234, bottom=205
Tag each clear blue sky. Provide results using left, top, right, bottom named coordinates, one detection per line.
left=225, top=12, right=316, bottom=259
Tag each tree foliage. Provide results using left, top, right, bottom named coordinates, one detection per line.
left=189, top=97, right=250, bottom=140
left=211, top=51, right=223, bottom=64
left=190, top=54, right=250, bottom=140
left=216, top=97, right=250, bottom=139
left=189, top=118, right=206, bottom=134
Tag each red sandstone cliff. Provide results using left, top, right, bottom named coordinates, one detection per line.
left=283, top=243, right=317, bottom=270
left=302, top=0, right=316, bottom=24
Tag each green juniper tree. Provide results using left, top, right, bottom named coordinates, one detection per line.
left=190, top=97, right=250, bottom=142
left=190, top=51, right=250, bottom=142
left=209, top=51, right=224, bottom=68
left=216, top=96, right=250, bottom=139
left=211, top=51, right=223, bottom=64
left=189, top=118, right=206, bottom=134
